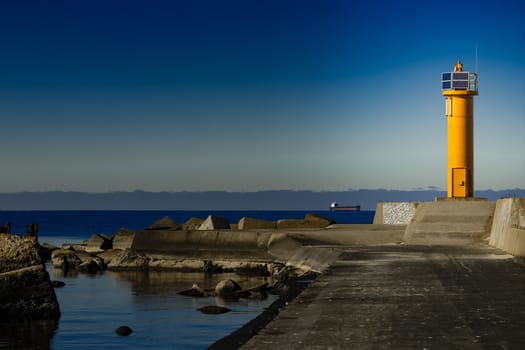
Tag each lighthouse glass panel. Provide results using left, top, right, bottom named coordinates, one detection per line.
left=452, top=80, right=469, bottom=89
left=452, top=73, right=468, bottom=80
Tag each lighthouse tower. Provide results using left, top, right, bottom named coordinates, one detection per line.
left=441, top=61, right=478, bottom=198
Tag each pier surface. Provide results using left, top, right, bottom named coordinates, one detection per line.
left=241, top=239, right=525, bottom=349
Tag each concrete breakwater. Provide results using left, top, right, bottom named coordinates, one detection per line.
left=48, top=213, right=341, bottom=280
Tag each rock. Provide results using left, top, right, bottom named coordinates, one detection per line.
left=86, top=234, right=112, bottom=253
left=145, top=216, right=178, bottom=231
left=112, top=228, right=135, bottom=250
left=0, top=234, right=60, bottom=321
left=215, top=279, right=241, bottom=297
left=182, top=217, right=204, bottom=231
left=238, top=217, right=276, bottom=230
left=97, top=249, right=122, bottom=265
left=51, top=280, right=66, bottom=288
left=107, top=251, right=150, bottom=270
left=51, top=248, right=104, bottom=273
left=178, top=283, right=210, bottom=297
left=198, top=215, right=230, bottom=230
left=115, top=325, right=133, bottom=336
left=51, top=248, right=83, bottom=271
left=197, top=306, right=231, bottom=314
left=304, top=213, right=336, bottom=227
left=77, top=256, right=106, bottom=274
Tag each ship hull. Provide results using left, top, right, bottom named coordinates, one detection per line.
left=330, top=205, right=360, bottom=212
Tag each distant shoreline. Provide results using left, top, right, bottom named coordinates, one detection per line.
left=0, top=189, right=523, bottom=211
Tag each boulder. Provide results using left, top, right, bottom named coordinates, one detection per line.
left=145, top=216, right=178, bottom=231
left=178, top=283, right=210, bottom=297
left=197, top=306, right=231, bottom=314
left=198, top=215, right=230, bottom=230
left=238, top=217, right=276, bottom=230
left=215, top=279, right=241, bottom=297
left=182, top=217, right=204, bottom=231
left=97, top=249, right=123, bottom=266
left=112, top=228, right=135, bottom=250
left=51, top=248, right=83, bottom=271
left=0, top=234, right=60, bottom=321
left=115, top=325, right=133, bottom=336
left=77, top=256, right=106, bottom=274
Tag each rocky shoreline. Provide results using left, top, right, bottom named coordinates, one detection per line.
left=1, top=212, right=339, bottom=348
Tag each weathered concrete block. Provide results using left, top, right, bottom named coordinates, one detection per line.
left=51, top=249, right=82, bottom=270
left=107, top=251, right=150, bottom=270
left=0, top=234, right=42, bottom=273
left=403, top=200, right=495, bottom=245
left=0, top=234, right=60, bottom=321
left=276, top=219, right=329, bottom=229
left=304, top=213, right=336, bottom=227
left=238, top=217, right=276, bottom=230
left=112, top=228, right=135, bottom=250
left=145, top=216, right=178, bottom=231
left=198, top=215, right=230, bottom=230
left=86, top=234, right=112, bottom=253
left=182, top=217, right=204, bottom=231
left=489, top=198, right=525, bottom=254
left=508, top=228, right=525, bottom=257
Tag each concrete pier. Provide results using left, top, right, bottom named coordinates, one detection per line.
left=240, top=243, right=525, bottom=349
left=220, top=198, right=525, bottom=349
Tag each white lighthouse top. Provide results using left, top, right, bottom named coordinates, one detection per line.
left=442, top=60, right=478, bottom=92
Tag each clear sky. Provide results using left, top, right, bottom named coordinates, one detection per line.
left=0, top=0, right=523, bottom=192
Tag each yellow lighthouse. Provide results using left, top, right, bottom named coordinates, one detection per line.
left=442, top=61, right=478, bottom=198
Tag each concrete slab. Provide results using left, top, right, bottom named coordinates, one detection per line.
left=240, top=244, right=525, bottom=349
left=403, top=200, right=495, bottom=245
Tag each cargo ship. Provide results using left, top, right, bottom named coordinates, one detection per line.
left=330, top=202, right=360, bottom=211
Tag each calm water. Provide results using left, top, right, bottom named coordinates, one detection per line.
left=0, top=210, right=374, bottom=349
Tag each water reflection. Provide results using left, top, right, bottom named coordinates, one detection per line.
left=0, top=320, right=57, bottom=350
left=111, top=269, right=273, bottom=297
left=48, top=266, right=278, bottom=350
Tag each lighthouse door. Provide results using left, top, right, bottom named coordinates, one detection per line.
left=452, top=168, right=467, bottom=197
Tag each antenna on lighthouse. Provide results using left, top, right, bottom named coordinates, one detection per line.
left=475, top=43, right=479, bottom=74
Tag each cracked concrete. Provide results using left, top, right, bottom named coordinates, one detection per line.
left=240, top=243, right=525, bottom=349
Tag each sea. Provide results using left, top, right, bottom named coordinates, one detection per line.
left=0, top=210, right=374, bottom=350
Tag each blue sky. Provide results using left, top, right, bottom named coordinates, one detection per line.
left=0, top=0, right=523, bottom=192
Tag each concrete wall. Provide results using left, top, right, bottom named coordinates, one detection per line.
left=489, top=198, right=525, bottom=256
left=373, top=202, right=420, bottom=224
left=131, top=230, right=273, bottom=255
